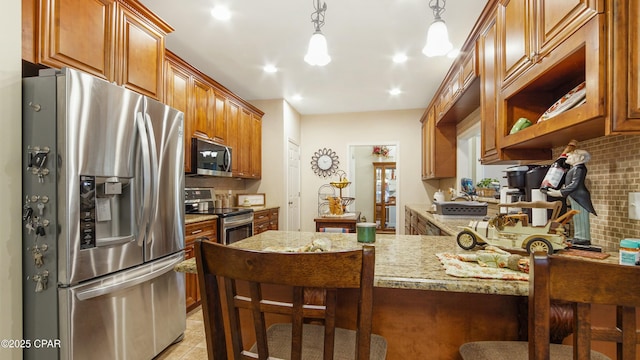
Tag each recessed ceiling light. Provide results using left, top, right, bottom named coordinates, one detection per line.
left=389, top=88, right=402, bottom=96
left=263, top=64, right=278, bottom=73
left=292, top=94, right=303, bottom=101
left=392, top=53, right=408, bottom=64
left=211, top=6, right=231, bottom=21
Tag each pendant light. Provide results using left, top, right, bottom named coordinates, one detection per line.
left=304, top=0, right=331, bottom=66
left=422, top=0, right=453, bottom=57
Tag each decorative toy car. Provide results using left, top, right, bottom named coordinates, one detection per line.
left=456, top=201, right=577, bottom=255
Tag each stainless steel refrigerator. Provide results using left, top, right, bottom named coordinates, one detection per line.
left=22, top=67, right=186, bottom=360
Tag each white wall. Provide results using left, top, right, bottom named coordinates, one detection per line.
left=300, top=109, right=430, bottom=232
left=1, top=0, right=23, bottom=359
left=249, top=99, right=302, bottom=230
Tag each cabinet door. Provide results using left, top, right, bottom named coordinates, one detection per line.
left=610, top=0, right=640, bottom=132
left=373, top=162, right=396, bottom=233
left=535, top=0, right=601, bottom=59
left=226, top=100, right=240, bottom=174
left=461, top=48, right=478, bottom=89
left=479, top=17, right=501, bottom=163
left=22, top=0, right=38, bottom=63
left=184, top=220, right=216, bottom=312
left=421, top=119, right=428, bottom=179
left=422, top=107, right=456, bottom=179
left=237, top=109, right=252, bottom=177
left=424, top=108, right=435, bottom=178
left=165, top=58, right=191, bottom=171
left=498, top=0, right=534, bottom=88
left=184, top=243, right=200, bottom=312
left=116, top=3, right=165, bottom=99
left=212, top=91, right=227, bottom=144
left=250, top=114, right=262, bottom=178
left=192, top=77, right=214, bottom=139
left=40, top=0, right=116, bottom=80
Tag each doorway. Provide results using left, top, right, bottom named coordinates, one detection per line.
left=348, top=144, right=398, bottom=234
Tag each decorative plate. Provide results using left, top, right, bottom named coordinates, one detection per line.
left=537, top=81, right=586, bottom=123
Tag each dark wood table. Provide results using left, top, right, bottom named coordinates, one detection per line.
left=314, top=211, right=361, bottom=233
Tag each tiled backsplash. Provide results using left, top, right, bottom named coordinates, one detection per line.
left=553, top=135, right=640, bottom=251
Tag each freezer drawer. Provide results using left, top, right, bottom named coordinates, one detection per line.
left=59, top=252, right=185, bottom=360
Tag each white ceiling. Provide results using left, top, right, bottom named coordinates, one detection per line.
left=140, top=0, right=489, bottom=115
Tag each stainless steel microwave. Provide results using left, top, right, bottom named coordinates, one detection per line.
left=189, top=138, right=232, bottom=177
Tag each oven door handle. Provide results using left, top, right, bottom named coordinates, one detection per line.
left=223, top=215, right=253, bottom=227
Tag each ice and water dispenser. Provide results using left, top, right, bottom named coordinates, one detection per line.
left=79, top=175, right=135, bottom=250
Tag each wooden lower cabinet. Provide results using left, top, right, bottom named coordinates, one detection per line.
left=184, top=219, right=216, bottom=312
left=405, top=207, right=443, bottom=236
left=253, top=208, right=279, bottom=235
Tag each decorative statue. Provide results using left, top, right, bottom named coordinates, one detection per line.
left=546, top=149, right=597, bottom=245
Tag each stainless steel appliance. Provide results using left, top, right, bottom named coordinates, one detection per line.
left=185, top=188, right=253, bottom=245
left=189, top=138, right=232, bottom=177
left=22, top=68, right=186, bottom=360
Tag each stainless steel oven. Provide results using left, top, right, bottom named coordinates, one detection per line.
left=185, top=188, right=253, bottom=244
left=219, top=211, right=254, bottom=245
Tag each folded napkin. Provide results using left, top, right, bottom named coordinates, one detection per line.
left=436, top=248, right=529, bottom=281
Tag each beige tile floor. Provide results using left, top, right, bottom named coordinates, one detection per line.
left=155, top=306, right=208, bottom=360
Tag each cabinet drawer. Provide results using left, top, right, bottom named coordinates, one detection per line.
left=254, top=210, right=270, bottom=222
left=185, top=220, right=217, bottom=244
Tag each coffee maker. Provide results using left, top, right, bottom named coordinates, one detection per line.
left=500, top=165, right=534, bottom=213
left=502, top=165, right=565, bottom=223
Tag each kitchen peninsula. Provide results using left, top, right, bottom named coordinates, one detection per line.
left=178, top=231, right=531, bottom=359
left=177, top=225, right=623, bottom=359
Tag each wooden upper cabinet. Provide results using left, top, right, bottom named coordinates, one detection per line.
left=421, top=107, right=456, bottom=179
left=461, top=49, right=478, bottom=90
left=479, top=16, right=500, bottom=163
left=35, top=0, right=171, bottom=99
left=535, top=0, right=602, bottom=59
left=212, top=91, right=228, bottom=144
left=164, top=56, right=191, bottom=171
left=192, top=77, right=214, bottom=139
left=238, top=109, right=252, bottom=177
left=498, top=0, right=600, bottom=90
left=22, top=0, right=38, bottom=63
left=226, top=100, right=240, bottom=174
left=116, top=1, right=169, bottom=100
left=40, top=0, right=116, bottom=81
left=250, top=114, right=262, bottom=179
left=497, top=0, right=534, bottom=89
left=610, top=0, right=640, bottom=133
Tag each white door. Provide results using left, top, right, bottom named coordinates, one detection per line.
left=287, top=140, right=301, bottom=231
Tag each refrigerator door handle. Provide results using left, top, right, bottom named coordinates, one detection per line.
left=135, top=111, right=152, bottom=246
left=143, top=112, right=159, bottom=219
left=75, top=252, right=184, bottom=301
left=96, top=235, right=136, bottom=247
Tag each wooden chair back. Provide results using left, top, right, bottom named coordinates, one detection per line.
left=529, top=252, right=640, bottom=359
left=195, top=239, right=377, bottom=360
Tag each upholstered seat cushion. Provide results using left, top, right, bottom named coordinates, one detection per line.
left=248, top=323, right=387, bottom=360
left=459, top=341, right=610, bottom=360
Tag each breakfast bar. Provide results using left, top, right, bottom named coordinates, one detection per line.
left=177, top=231, right=536, bottom=359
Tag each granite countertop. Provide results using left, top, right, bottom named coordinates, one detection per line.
left=185, top=214, right=218, bottom=224
left=175, top=231, right=532, bottom=296
left=235, top=205, right=280, bottom=212
left=405, top=204, right=475, bottom=236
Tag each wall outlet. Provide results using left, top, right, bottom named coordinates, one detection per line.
left=630, top=192, right=640, bottom=220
